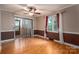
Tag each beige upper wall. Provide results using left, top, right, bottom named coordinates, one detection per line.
left=0, top=10, right=35, bottom=32
left=35, top=5, right=79, bottom=33
left=1, top=11, right=15, bottom=32
left=62, top=5, right=79, bottom=33
left=1, top=5, right=79, bottom=33
left=35, top=16, right=46, bottom=30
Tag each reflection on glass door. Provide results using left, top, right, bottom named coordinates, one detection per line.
left=15, top=17, right=33, bottom=38
left=15, top=20, right=20, bottom=36
left=22, top=19, right=32, bottom=37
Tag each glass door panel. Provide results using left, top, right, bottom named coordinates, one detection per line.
left=22, top=19, right=32, bottom=37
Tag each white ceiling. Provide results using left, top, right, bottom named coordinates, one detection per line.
left=0, top=4, right=75, bottom=17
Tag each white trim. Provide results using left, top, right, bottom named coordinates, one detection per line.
left=33, top=34, right=49, bottom=40
left=1, top=30, right=15, bottom=40
left=64, top=42, right=79, bottom=48
left=47, top=15, right=58, bottom=33
left=0, top=39, right=15, bottom=43
left=0, top=11, right=1, bottom=46
left=1, top=30, right=14, bottom=32
left=44, top=16, right=46, bottom=39
left=59, top=13, right=64, bottom=43
left=54, top=40, right=63, bottom=44
left=54, top=40, right=79, bottom=48
left=47, top=31, right=58, bottom=33
left=64, top=31, right=79, bottom=34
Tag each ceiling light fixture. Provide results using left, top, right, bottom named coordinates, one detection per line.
left=29, top=12, right=34, bottom=16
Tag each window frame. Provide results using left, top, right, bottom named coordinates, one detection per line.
left=47, top=15, right=58, bottom=33
left=15, top=20, right=20, bottom=32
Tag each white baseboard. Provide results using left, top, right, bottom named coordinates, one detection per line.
left=64, top=42, right=79, bottom=48
left=54, top=40, right=64, bottom=44
left=33, top=35, right=49, bottom=40
left=0, top=39, right=15, bottom=43
left=54, top=40, right=79, bottom=48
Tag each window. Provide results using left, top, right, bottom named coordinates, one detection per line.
left=15, top=17, right=20, bottom=32
left=48, top=16, right=53, bottom=31
left=15, top=20, right=20, bottom=31
left=48, top=15, right=58, bottom=32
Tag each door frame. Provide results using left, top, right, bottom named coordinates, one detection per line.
left=15, top=20, right=20, bottom=35
left=14, top=16, right=33, bottom=39
left=22, top=18, right=33, bottom=37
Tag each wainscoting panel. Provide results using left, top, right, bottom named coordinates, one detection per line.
left=34, top=30, right=79, bottom=46
left=1, top=31, right=14, bottom=40
left=34, top=30, right=44, bottom=36
left=15, top=31, right=20, bottom=35
left=63, top=33, right=79, bottom=45
left=34, top=30, right=59, bottom=40
left=47, top=32, right=59, bottom=40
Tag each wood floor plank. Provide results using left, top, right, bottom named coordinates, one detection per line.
left=1, top=38, right=79, bottom=54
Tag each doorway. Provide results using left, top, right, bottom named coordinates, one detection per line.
left=15, top=20, right=20, bottom=36
left=15, top=17, right=33, bottom=38
left=21, top=18, right=33, bottom=38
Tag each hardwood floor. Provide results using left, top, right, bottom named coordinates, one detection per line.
left=0, top=38, right=79, bottom=54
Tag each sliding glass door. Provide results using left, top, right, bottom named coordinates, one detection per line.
left=15, top=17, right=33, bottom=38
left=22, top=18, right=33, bottom=38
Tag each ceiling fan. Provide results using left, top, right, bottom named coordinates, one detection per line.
left=21, top=6, right=41, bottom=16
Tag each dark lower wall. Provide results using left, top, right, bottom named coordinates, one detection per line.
left=34, top=30, right=59, bottom=40
left=15, top=31, right=20, bottom=35
left=34, top=30, right=44, bottom=36
left=47, top=32, right=59, bottom=40
left=63, top=33, right=79, bottom=45
left=1, top=31, right=14, bottom=40
left=34, top=30, right=79, bottom=46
